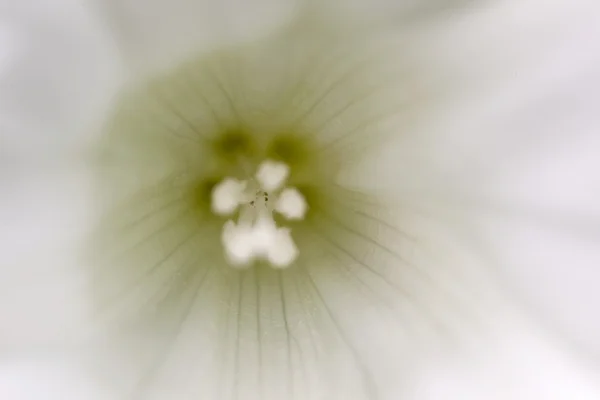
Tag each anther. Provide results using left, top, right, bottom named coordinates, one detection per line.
left=210, top=160, right=308, bottom=268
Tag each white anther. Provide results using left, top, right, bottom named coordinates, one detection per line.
left=275, top=188, right=307, bottom=220
left=211, top=178, right=247, bottom=215
left=213, top=160, right=305, bottom=269
left=266, top=228, right=298, bottom=268
left=252, top=215, right=279, bottom=253
left=255, top=160, right=289, bottom=192
left=222, top=215, right=298, bottom=268
left=221, top=220, right=255, bottom=268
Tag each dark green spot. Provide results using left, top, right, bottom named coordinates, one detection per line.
left=267, top=135, right=310, bottom=165
left=191, top=177, right=220, bottom=210
left=213, top=128, right=254, bottom=160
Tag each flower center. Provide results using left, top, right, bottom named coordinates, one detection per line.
left=210, top=160, right=307, bottom=269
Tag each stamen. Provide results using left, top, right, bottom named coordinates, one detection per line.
left=265, top=228, right=298, bottom=268
left=221, top=220, right=255, bottom=268
left=275, top=188, right=307, bottom=220
left=211, top=178, right=247, bottom=215
left=251, top=213, right=279, bottom=252
left=255, top=160, right=289, bottom=192
left=211, top=160, right=306, bottom=268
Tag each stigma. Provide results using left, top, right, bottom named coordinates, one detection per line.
left=211, top=160, right=307, bottom=269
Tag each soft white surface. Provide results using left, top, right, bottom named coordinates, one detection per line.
left=344, top=0, right=600, bottom=364
left=0, top=0, right=122, bottom=158
left=0, top=358, right=112, bottom=400
left=412, top=319, right=600, bottom=400
left=0, top=165, right=95, bottom=350
left=1, top=0, right=600, bottom=398
left=93, top=0, right=303, bottom=76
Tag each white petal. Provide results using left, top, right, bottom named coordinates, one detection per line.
left=333, top=0, right=600, bottom=366
left=471, top=61, right=600, bottom=360
left=413, top=318, right=600, bottom=400
left=476, top=209, right=600, bottom=360
left=423, top=0, right=600, bottom=360
left=89, top=173, right=507, bottom=399
left=476, top=113, right=600, bottom=359
left=70, top=2, right=600, bottom=398
left=0, top=1, right=122, bottom=158
left=96, top=0, right=302, bottom=76
left=338, top=0, right=600, bottom=198
left=0, top=164, right=96, bottom=349
left=321, top=0, right=474, bottom=26
left=0, top=357, right=113, bottom=400
left=78, top=16, right=478, bottom=399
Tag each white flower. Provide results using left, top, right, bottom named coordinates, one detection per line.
left=2, top=0, right=600, bottom=399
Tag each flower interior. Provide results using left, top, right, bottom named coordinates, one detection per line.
left=91, top=23, right=415, bottom=282
left=83, top=19, right=481, bottom=399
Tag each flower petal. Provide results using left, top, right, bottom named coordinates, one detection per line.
left=413, top=318, right=600, bottom=400
left=0, top=357, right=113, bottom=400
left=322, top=0, right=477, bottom=26
left=0, top=0, right=122, bottom=158
left=471, top=127, right=600, bottom=359
left=82, top=13, right=522, bottom=398
left=334, top=4, right=600, bottom=365
left=95, top=0, right=303, bottom=77
left=413, top=0, right=600, bottom=361
left=0, top=164, right=96, bottom=350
